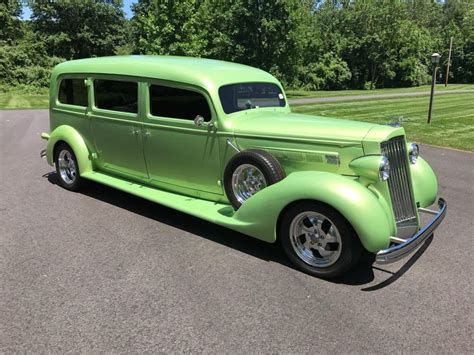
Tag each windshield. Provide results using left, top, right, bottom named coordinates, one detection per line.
left=219, top=82, right=286, bottom=114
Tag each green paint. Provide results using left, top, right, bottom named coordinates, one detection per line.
left=42, top=56, right=441, bottom=254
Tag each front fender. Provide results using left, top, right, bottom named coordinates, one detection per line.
left=410, top=156, right=438, bottom=208
left=233, top=171, right=394, bottom=252
left=45, top=125, right=94, bottom=175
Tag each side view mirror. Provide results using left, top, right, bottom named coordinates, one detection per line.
left=194, top=115, right=205, bottom=126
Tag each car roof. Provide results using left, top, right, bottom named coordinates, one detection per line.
left=52, top=55, right=281, bottom=92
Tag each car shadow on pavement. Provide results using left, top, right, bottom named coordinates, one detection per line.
left=44, top=171, right=431, bottom=289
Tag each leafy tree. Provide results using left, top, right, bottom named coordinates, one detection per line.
left=2, top=0, right=474, bottom=91
left=458, top=8, right=474, bottom=82
left=30, top=0, right=126, bottom=59
left=131, top=0, right=206, bottom=56
left=0, top=0, right=23, bottom=43
left=196, top=0, right=314, bottom=86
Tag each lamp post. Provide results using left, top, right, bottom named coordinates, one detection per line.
left=427, top=53, right=441, bottom=124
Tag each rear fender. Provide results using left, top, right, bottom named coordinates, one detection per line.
left=233, top=171, right=394, bottom=252
left=45, top=125, right=93, bottom=175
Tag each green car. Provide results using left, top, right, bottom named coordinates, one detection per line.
left=41, top=55, right=446, bottom=278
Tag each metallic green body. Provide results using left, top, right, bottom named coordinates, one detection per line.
left=43, top=56, right=439, bottom=253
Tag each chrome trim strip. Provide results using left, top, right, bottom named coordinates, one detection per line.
left=376, top=198, right=447, bottom=264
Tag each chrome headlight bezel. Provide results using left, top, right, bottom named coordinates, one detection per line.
left=379, top=156, right=390, bottom=181
left=408, top=143, right=419, bottom=164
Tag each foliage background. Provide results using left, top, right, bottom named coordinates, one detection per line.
left=1, top=0, right=473, bottom=92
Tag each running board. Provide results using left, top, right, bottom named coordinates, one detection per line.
left=81, top=171, right=247, bottom=230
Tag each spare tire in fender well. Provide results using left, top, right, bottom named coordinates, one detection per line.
left=223, top=149, right=286, bottom=209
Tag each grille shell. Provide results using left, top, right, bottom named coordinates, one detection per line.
left=380, top=137, right=418, bottom=235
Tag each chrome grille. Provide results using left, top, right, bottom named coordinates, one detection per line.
left=381, top=137, right=417, bottom=228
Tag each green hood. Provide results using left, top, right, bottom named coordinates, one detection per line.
left=228, top=110, right=378, bottom=145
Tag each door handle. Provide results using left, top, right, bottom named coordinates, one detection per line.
left=143, top=130, right=151, bottom=138
left=131, top=128, right=140, bottom=135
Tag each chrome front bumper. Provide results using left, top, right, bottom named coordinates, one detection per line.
left=376, top=198, right=447, bottom=264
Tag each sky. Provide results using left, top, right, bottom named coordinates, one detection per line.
left=21, top=0, right=137, bottom=20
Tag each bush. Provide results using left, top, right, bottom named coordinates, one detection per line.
left=298, top=53, right=352, bottom=91
left=0, top=31, right=64, bottom=90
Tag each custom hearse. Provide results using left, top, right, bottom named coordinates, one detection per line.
left=41, top=56, right=446, bottom=278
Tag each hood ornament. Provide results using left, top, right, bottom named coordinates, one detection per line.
left=386, top=115, right=403, bottom=127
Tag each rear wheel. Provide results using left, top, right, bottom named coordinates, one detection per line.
left=54, top=143, right=82, bottom=191
left=279, top=201, right=362, bottom=278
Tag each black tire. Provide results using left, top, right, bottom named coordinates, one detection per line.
left=279, top=201, right=362, bottom=278
left=54, top=142, right=83, bottom=191
left=224, top=149, right=285, bottom=209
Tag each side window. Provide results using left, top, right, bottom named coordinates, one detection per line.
left=150, top=85, right=212, bottom=121
left=94, top=79, right=138, bottom=113
left=58, top=79, right=88, bottom=107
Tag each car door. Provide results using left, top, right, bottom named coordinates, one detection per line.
left=90, top=77, right=148, bottom=180
left=142, top=81, right=222, bottom=197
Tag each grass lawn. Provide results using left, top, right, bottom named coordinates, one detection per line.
left=292, top=92, right=474, bottom=152
left=0, top=91, right=49, bottom=109
left=287, top=84, right=474, bottom=98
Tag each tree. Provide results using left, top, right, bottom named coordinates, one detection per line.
left=30, top=0, right=126, bottom=59
left=130, top=0, right=206, bottom=56
left=0, top=0, right=23, bottom=43
left=459, top=8, right=474, bottom=82
left=197, top=0, right=314, bottom=86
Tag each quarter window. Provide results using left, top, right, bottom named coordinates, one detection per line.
left=150, top=85, right=211, bottom=121
left=94, top=80, right=138, bottom=113
left=58, top=79, right=88, bottom=107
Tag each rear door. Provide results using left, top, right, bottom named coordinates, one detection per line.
left=90, top=76, right=148, bottom=180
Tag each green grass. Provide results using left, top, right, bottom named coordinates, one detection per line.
left=292, top=92, right=474, bottom=151
left=0, top=91, right=49, bottom=109
left=287, top=84, right=474, bottom=99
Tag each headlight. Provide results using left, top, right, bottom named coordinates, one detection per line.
left=349, top=155, right=390, bottom=182
left=379, top=156, right=390, bottom=181
left=409, top=143, right=419, bottom=164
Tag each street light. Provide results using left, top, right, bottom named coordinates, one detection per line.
left=427, top=53, right=441, bottom=124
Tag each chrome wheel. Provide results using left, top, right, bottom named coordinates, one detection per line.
left=289, top=211, right=342, bottom=267
left=231, top=164, right=267, bottom=204
left=57, top=149, right=77, bottom=184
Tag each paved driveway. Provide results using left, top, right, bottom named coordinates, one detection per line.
left=288, top=88, right=474, bottom=105
left=1, top=110, right=472, bottom=353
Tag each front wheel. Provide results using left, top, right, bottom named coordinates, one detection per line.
left=279, top=201, right=362, bottom=278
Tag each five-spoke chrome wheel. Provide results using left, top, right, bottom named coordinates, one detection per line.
left=224, top=149, right=285, bottom=209
left=54, top=143, right=82, bottom=191
left=289, top=211, right=342, bottom=267
left=58, top=149, right=77, bottom=184
left=231, top=164, right=267, bottom=204
left=280, top=201, right=362, bottom=278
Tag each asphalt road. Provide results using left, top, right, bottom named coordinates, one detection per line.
left=288, top=88, right=474, bottom=105
left=1, top=110, right=473, bottom=353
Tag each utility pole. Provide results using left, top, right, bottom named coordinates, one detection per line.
left=445, top=37, right=453, bottom=87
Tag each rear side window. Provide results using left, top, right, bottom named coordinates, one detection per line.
left=150, top=85, right=211, bottom=121
left=94, top=80, right=138, bottom=113
left=58, top=79, right=88, bottom=107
